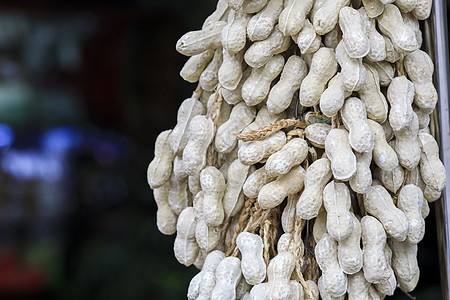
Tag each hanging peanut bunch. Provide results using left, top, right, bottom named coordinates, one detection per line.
left=147, top=0, right=446, bottom=298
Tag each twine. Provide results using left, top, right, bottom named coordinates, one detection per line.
left=192, top=83, right=203, bottom=100
left=226, top=197, right=256, bottom=257
left=206, top=86, right=223, bottom=167
left=236, top=118, right=306, bottom=142
left=287, top=128, right=304, bottom=141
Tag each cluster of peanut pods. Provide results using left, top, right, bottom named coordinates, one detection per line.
left=147, top=0, right=447, bottom=298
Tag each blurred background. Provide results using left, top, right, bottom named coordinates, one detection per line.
left=0, top=0, right=443, bottom=299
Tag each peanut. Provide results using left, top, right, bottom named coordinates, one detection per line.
left=277, top=232, right=296, bottom=253
left=357, top=63, right=388, bottom=122
left=363, top=185, right=409, bottom=241
left=313, top=208, right=328, bottom=243
left=170, top=97, right=205, bottom=155
left=377, top=164, right=404, bottom=193
left=297, top=158, right=332, bottom=219
left=398, top=270, right=420, bottom=293
left=349, top=151, right=373, bottom=194
left=215, top=102, right=255, bottom=153
left=335, top=41, right=366, bottom=92
left=243, top=165, right=275, bottom=198
left=200, top=166, right=226, bottom=227
left=347, top=270, right=371, bottom=300
left=377, top=4, right=418, bottom=52
left=266, top=252, right=297, bottom=299
left=341, top=97, right=374, bottom=153
left=370, top=61, right=394, bottom=86
left=367, top=119, right=399, bottom=171
left=176, top=21, right=227, bottom=56
left=154, top=183, right=178, bottom=235
left=174, top=207, right=199, bottom=266
left=392, top=112, right=421, bottom=170
left=219, top=48, right=244, bottom=90
left=211, top=256, right=242, bottom=300
left=223, top=159, right=251, bottom=217
left=265, top=138, right=308, bottom=177
left=373, top=245, right=397, bottom=296
left=203, top=0, right=229, bottom=29
left=397, top=184, right=425, bottom=244
left=237, top=232, right=267, bottom=285
left=173, top=156, right=188, bottom=181
left=337, top=213, right=363, bottom=274
left=278, top=0, right=314, bottom=36
left=383, top=35, right=401, bottom=63
left=258, top=164, right=306, bottom=209
left=295, top=20, right=321, bottom=54
left=244, top=25, right=291, bottom=68
left=180, top=50, right=215, bottom=83
left=320, top=74, right=349, bottom=117
left=242, top=54, right=285, bottom=106
left=412, top=0, right=432, bottom=19
left=222, top=67, right=251, bottom=105
left=300, top=47, right=338, bottom=107
left=387, top=76, right=415, bottom=132
left=388, top=238, right=419, bottom=281
left=148, top=130, right=175, bottom=189
left=404, top=49, right=438, bottom=114
left=199, top=50, right=223, bottom=91
left=267, top=55, right=307, bottom=114
left=247, top=0, right=283, bottom=41
left=318, top=276, right=345, bottom=300
left=395, top=0, right=418, bottom=13
left=403, top=12, right=423, bottom=47
left=325, top=128, right=357, bottom=180
left=339, top=7, right=370, bottom=58
left=281, top=195, right=298, bottom=233
left=221, top=9, right=250, bottom=55
left=360, top=216, right=391, bottom=283
left=323, top=181, right=354, bottom=242
left=323, top=25, right=339, bottom=49
left=238, top=131, right=287, bottom=165
left=418, top=132, right=447, bottom=193
left=183, top=115, right=215, bottom=176
left=315, top=233, right=348, bottom=297
left=188, top=250, right=225, bottom=299
left=359, top=7, right=386, bottom=61
left=313, top=0, right=351, bottom=35
left=242, top=0, right=269, bottom=13
left=304, top=123, right=332, bottom=148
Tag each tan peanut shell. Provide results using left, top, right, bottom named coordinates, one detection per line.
left=315, top=233, right=348, bottom=297
left=176, top=21, right=227, bottom=56
left=200, top=166, right=226, bottom=227
left=265, top=138, right=308, bottom=177
left=203, top=0, right=229, bottom=29
left=267, top=55, right=307, bottom=115
left=388, top=238, right=419, bottom=282
left=378, top=164, right=404, bottom=193
left=154, top=183, right=178, bottom=235
left=297, top=158, right=332, bottom=220
left=350, top=151, right=373, bottom=194
left=211, top=256, right=242, bottom=299
left=367, top=119, right=399, bottom=171
left=320, top=73, right=349, bottom=117
left=258, top=164, right=305, bottom=209
left=323, top=181, right=353, bottom=242
left=377, top=4, right=418, bottom=52
left=418, top=132, right=447, bottom=192
left=347, top=270, right=371, bottom=299
left=278, top=0, right=314, bottom=36
left=188, top=250, right=225, bottom=300
left=168, top=173, right=190, bottom=215
left=215, top=102, right=255, bottom=153
left=281, top=195, right=298, bottom=233
left=223, top=159, right=250, bottom=217
left=313, top=0, right=351, bottom=35
left=387, top=76, right=415, bottom=132
left=237, top=232, right=266, bottom=285
left=247, top=0, right=283, bottom=41
left=173, top=156, right=188, bottom=181
left=183, top=115, right=215, bottom=176
left=339, top=7, right=370, bottom=58
left=397, top=184, right=425, bottom=244
left=221, top=9, right=250, bottom=55
left=363, top=185, right=409, bottom=241
left=361, top=0, right=384, bottom=18
left=222, top=67, right=250, bottom=105
left=242, top=0, right=269, bottom=13
left=218, top=48, right=244, bottom=90
left=370, top=61, right=394, bottom=87
left=318, top=276, right=345, bottom=300
left=243, top=165, right=275, bottom=198
left=242, top=54, right=285, bottom=106
left=174, top=207, right=199, bottom=266
left=338, top=213, right=363, bottom=275
left=359, top=7, right=386, bottom=61
left=300, top=47, right=338, bottom=107
left=341, top=97, right=374, bottom=153
left=335, top=41, right=366, bottom=92
left=244, top=25, right=291, bottom=68
left=413, top=0, right=432, bottom=19
left=325, top=128, right=357, bottom=180
left=383, top=35, right=401, bottom=63
left=313, top=208, right=328, bottom=243
left=304, top=123, right=332, bottom=148
left=170, top=97, right=205, bottom=155
left=199, top=50, right=223, bottom=91
left=266, top=252, right=297, bottom=299
left=393, top=112, right=421, bottom=170
left=361, top=216, right=391, bottom=283
left=357, top=63, right=388, bottom=122
left=148, top=130, right=175, bottom=189
left=295, top=20, right=321, bottom=54
left=238, top=131, right=287, bottom=165
left=180, top=50, right=215, bottom=83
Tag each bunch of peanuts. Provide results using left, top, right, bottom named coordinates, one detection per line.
left=147, top=0, right=447, bottom=298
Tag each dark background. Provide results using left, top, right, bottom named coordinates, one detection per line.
left=0, top=1, right=444, bottom=299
